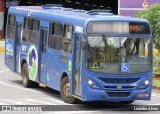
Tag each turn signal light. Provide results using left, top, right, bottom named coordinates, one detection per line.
left=138, top=92, right=149, bottom=97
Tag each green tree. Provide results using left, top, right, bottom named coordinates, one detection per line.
left=135, top=3, right=160, bottom=52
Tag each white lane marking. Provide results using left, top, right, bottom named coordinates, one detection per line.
left=16, top=99, right=37, bottom=105
left=152, top=93, right=160, bottom=98
left=0, top=99, right=29, bottom=105
left=0, top=98, right=64, bottom=105
left=0, top=69, right=65, bottom=105
left=0, top=102, right=8, bottom=105
left=0, top=81, right=40, bottom=93
left=44, top=98, right=71, bottom=105
left=0, top=69, right=69, bottom=105
left=149, top=103, right=160, bottom=105
left=0, top=69, right=41, bottom=93
left=0, top=69, right=9, bottom=73
left=24, top=98, right=56, bottom=105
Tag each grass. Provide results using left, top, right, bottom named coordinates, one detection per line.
left=153, top=78, right=160, bottom=87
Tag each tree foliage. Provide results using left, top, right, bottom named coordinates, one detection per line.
left=135, top=3, right=160, bottom=52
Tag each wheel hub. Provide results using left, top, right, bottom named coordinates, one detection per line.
left=63, top=83, right=71, bottom=98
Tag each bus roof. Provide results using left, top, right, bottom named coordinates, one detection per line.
left=8, top=6, right=149, bottom=26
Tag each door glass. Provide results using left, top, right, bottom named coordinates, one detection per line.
left=17, top=23, right=22, bottom=45
left=15, top=22, right=22, bottom=72
left=41, top=29, right=47, bottom=53
left=74, top=36, right=82, bottom=96
left=41, top=29, right=45, bottom=53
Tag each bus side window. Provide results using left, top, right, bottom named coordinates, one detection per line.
left=22, top=17, right=30, bottom=42
left=54, top=23, right=63, bottom=36
left=62, top=24, right=73, bottom=53
left=30, top=19, right=39, bottom=45
left=49, top=22, right=63, bottom=50
left=7, top=14, right=15, bottom=39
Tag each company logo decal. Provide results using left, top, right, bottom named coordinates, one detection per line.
left=6, top=41, right=13, bottom=56
left=117, top=85, right=122, bottom=89
left=27, top=45, right=38, bottom=81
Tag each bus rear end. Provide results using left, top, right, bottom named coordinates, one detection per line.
left=81, top=21, right=152, bottom=103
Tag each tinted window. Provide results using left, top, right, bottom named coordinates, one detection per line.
left=22, top=17, right=30, bottom=42
left=7, top=14, right=15, bottom=39
left=54, top=23, right=63, bottom=36
left=49, top=22, right=63, bottom=50
left=49, top=22, right=73, bottom=53
left=49, top=35, right=62, bottom=50
left=24, top=18, right=30, bottom=29
left=22, top=18, right=39, bottom=45
left=62, top=24, right=73, bottom=53
left=16, top=23, right=22, bottom=45
left=86, top=36, right=151, bottom=74
left=31, top=19, right=39, bottom=31
left=30, top=19, right=40, bottom=45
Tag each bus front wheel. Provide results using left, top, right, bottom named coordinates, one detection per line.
left=60, top=77, right=78, bottom=104
left=21, top=63, right=33, bottom=88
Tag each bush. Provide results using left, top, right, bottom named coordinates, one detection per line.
left=153, top=54, right=160, bottom=76
left=135, top=3, right=160, bottom=53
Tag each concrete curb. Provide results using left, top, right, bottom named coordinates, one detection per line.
left=0, top=47, right=4, bottom=52
left=153, top=86, right=160, bottom=91
left=0, top=40, right=5, bottom=53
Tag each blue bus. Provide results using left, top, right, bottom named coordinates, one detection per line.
left=5, top=5, right=153, bottom=104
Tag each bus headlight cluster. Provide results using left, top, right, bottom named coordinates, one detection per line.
left=139, top=80, right=150, bottom=89
left=84, top=77, right=101, bottom=89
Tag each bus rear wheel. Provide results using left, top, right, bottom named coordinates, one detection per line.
left=21, top=63, right=34, bottom=88
left=60, top=77, right=78, bottom=104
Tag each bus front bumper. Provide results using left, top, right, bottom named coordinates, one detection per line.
left=82, top=85, right=152, bottom=101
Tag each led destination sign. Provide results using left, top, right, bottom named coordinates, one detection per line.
left=87, top=22, right=150, bottom=34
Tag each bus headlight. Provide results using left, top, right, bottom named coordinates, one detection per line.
left=84, top=77, right=101, bottom=89
left=144, top=80, right=149, bottom=85
left=88, top=80, right=93, bottom=85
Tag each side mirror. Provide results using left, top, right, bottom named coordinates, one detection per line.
left=82, top=39, right=87, bottom=50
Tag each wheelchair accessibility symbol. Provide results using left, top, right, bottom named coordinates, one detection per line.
left=121, top=63, right=130, bottom=72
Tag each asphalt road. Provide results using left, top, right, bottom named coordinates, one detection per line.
left=0, top=53, right=160, bottom=114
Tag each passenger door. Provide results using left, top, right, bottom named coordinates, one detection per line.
left=14, top=22, right=22, bottom=73
left=39, top=27, right=48, bottom=83
left=5, top=14, right=16, bottom=72
left=73, top=35, right=83, bottom=97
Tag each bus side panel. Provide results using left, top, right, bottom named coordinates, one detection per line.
left=46, top=72, right=61, bottom=91
left=5, top=39, right=14, bottom=71
left=45, top=48, right=61, bottom=91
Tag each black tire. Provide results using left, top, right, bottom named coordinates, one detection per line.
left=60, top=77, right=78, bottom=104
left=21, top=63, right=34, bottom=88
left=118, top=100, right=134, bottom=104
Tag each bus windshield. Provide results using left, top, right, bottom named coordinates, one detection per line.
left=86, top=36, right=152, bottom=74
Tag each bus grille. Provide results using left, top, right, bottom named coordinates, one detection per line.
left=98, top=78, right=140, bottom=84
left=107, top=92, right=130, bottom=97
left=104, top=86, right=134, bottom=89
